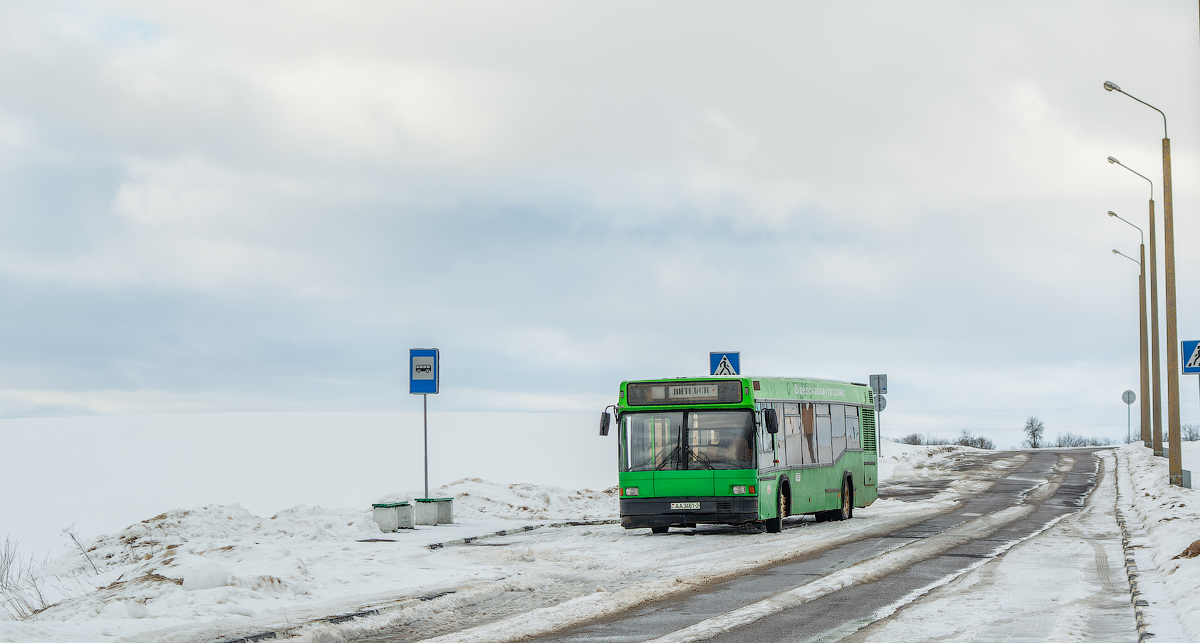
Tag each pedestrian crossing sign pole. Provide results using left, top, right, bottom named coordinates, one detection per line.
left=1183, top=341, right=1200, bottom=441
left=1181, top=341, right=1199, bottom=489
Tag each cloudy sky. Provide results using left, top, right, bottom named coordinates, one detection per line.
left=2, top=1, right=1199, bottom=443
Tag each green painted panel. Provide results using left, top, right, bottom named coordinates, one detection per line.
left=751, top=377, right=871, bottom=405
left=655, top=470, right=714, bottom=496
left=618, top=471, right=655, bottom=497
left=712, top=470, right=757, bottom=496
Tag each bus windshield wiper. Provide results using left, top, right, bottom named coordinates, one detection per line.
left=655, top=445, right=683, bottom=470
left=688, top=447, right=715, bottom=470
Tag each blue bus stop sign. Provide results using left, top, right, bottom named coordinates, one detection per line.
left=410, top=348, right=439, bottom=394
left=710, top=352, right=740, bottom=376
left=1183, top=341, right=1200, bottom=375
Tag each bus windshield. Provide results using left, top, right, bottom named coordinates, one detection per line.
left=622, top=410, right=755, bottom=471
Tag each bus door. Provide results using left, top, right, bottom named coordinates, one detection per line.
left=756, top=403, right=777, bottom=468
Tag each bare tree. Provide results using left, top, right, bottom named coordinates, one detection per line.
left=898, top=433, right=924, bottom=445
left=1183, top=424, right=1200, bottom=441
left=1022, top=416, right=1045, bottom=449
left=956, top=429, right=995, bottom=450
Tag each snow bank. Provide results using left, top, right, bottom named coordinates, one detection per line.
left=1116, top=443, right=1200, bottom=641
left=876, top=439, right=974, bottom=482
left=375, top=478, right=619, bottom=522
left=0, top=480, right=616, bottom=643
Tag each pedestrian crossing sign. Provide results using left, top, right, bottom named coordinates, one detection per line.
left=710, top=352, right=740, bottom=376
left=1183, top=341, right=1200, bottom=375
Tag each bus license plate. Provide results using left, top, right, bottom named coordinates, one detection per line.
left=670, top=502, right=700, bottom=510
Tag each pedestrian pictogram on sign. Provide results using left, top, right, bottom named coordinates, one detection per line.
left=710, top=352, right=740, bottom=376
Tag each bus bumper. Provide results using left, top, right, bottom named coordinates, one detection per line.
left=619, top=497, right=759, bottom=529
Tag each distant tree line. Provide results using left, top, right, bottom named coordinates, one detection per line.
left=1051, top=432, right=1115, bottom=447
left=897, top=429, right=995, bottom=450
left=1024, top=416, right=1120, bottom=447
left=1151, top=424, right=1200, bottom=445
left=898, top=415, right=1143, bottom=450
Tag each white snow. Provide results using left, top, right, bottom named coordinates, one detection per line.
left=1112, top=441, right=1200, bottom=641
left=851, top=443, right=1200, bottom=642
left=0, top=440, right=994, bottom=643
left=0, top=480, right=621, bottom=643
left=16, top=440, right=1173, bottom=643
left=851, top=450, right=1135, bottom=642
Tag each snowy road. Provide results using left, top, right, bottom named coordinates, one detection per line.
left=482, top=449, right=1132, bottom=643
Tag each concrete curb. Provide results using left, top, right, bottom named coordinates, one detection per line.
left=213, top=519, right=619, bottom=643
left=1113, top=450, right=1154, bottom=641
left=425, top=519, right=619, bottom=550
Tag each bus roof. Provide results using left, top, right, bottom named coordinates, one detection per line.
left=620, top=376, right=866, bottom=387
left=619, top=376, right=872, bottom=407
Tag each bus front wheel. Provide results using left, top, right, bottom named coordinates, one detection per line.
left=765, top=487, right=787, bottom=533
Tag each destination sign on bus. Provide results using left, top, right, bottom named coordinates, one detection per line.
left=626, top=380, right=742, bottom=406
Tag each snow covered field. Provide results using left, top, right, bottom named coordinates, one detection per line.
left=2, top=440, right=1198, bottom=643
left=0, top=411, right=612, bottom=557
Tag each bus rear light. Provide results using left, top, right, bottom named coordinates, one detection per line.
left=732, top=486, right=747, bottom=495
left=624, top=487, right=639, bottom=497
left=749, top=485, right=756, bottom=494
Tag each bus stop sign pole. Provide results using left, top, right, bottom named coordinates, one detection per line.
left=870, top=375, right=887, bottom=457
left=410, top=348, right=440, bottom=499
left=423, top=394, right=428, bottom=498
left=1122, top=390, right=1136, bottom=444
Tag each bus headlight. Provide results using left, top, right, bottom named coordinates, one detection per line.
left=625, top=487, right=640, bottom=497
left=732, top=485, right=747, bottom=495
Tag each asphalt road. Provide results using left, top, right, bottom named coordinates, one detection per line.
left=527, top=448, right=1123, bottom=643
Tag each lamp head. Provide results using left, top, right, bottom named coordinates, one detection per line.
left=1104, top=81, right=1121, bottom=92
left=1108, top=210, right=1117, bottom=217
left=1107, top=156, right=1119, bottom=164
left=1112, top=249, right=1120, bottom=254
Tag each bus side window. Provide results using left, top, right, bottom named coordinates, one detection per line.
left=802, top=403, right=817, bottom=464
left=773, top=403, right=786, bottom=463
left=846, top=406, right=861, bottom=450
left=815, top=404, right=833, bottom=464
left=783, top=415, right=803, bottom=466
left=831, top=405, right=847, bottom=461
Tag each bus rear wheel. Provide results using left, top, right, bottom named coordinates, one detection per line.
left=650, top=526, right=669, bottom=534
left=838, top=478, right=853, bottom=521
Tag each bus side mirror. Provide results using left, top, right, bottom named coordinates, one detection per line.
left=600, top=412, right=611, bottom=436
left=764, top=409, right=779, bottom=434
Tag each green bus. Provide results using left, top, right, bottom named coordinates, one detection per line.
left=599, top=376, right=879, bottom=533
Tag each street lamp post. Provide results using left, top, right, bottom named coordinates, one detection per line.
left=1105, top=81, right=1183, bottom=485
left=1108, top=159, right=1160, bottom=455
left=1108, top=210, right=1152, bottom=450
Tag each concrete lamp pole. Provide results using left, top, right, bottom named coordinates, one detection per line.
left=1108, top=210, right=1152, bottom=450
left=1108, top=159, right=1161, bottom=455
left=1105, top=81, right=1183, bottom=485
